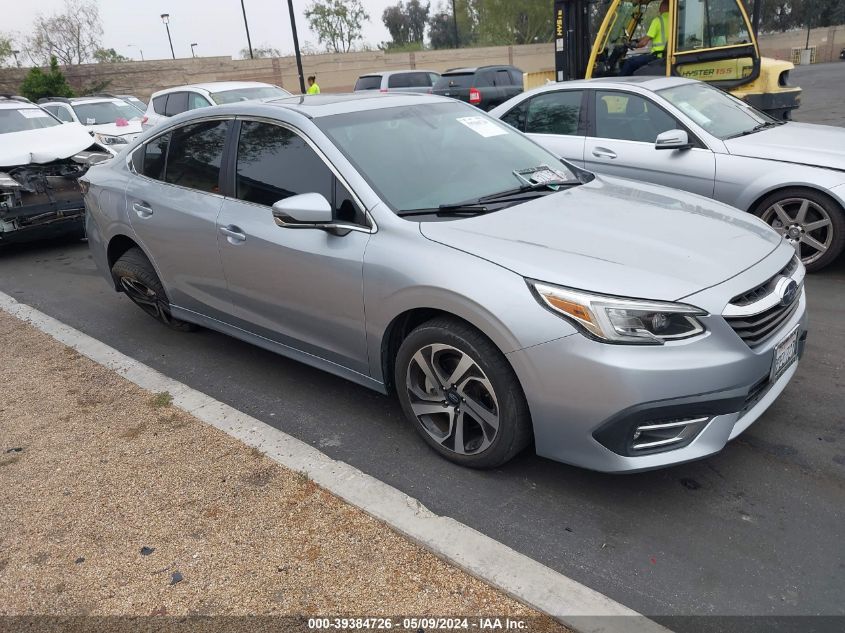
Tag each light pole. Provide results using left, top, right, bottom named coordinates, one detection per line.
left=127, top=44, right=144, bottom=61
left=191, top=43, right=198, bottom=58
left=241, top=0, right=254, bottom=59
left=161, top=13, right=175, bottom=59
left=451, top=0, right=459, bottom=48
left=11, top=49, right=20, bottom=67
left=286, top=0, right=306, bottom=93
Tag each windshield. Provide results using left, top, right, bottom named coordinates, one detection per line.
left=677, top=0, right=751, bottom=51
left=658, top=82, right=775, bottom=139
left=316, top=101, right=576, bottom=214
left=211, top=86, right=291, bottom=104
left=0, top=107, right=61, bottom=134
left=73, top=100, right=141, bottom=125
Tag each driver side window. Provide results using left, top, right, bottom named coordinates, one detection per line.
left=593, top=91, right=680, bottom=143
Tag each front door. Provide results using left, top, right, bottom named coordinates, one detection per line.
left=584, top=89, right=716, bottom=198
left=124, top=119, right=230, bottom=318
left=522, top=89, right=587, bottom=167
left=216, top=119, right=371, bottom=373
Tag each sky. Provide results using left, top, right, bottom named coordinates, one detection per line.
left=5, top=0, right=448, bottom=62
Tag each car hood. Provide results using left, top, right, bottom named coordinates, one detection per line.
left=724, top=122, right=845, bottom=171
left=89, top=121, right=143, bottom=138
left=0, top=122, right=95, bottom=168
left=419, top=176, right=782, bottom=301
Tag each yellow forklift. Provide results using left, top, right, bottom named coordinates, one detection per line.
left=553, top=0, right=801, bottom=119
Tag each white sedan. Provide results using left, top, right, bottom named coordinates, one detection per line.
left=490, top=76, right=845, bottom=271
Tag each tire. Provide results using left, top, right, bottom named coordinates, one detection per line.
left=394, top=316, right=532, bottom=469
left=111, top=247, right=196, bottom=331
left=751, top=187, right=845, bottom=272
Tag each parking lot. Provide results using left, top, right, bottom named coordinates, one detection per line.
left=1, top=62, right=843, bottom=631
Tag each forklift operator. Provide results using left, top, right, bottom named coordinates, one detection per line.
left=620, top=0, right=670, bottom=76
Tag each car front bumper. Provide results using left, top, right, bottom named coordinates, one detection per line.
left=507, top=289, right=808, bottom=473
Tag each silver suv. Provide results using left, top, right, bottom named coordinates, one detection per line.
left=354, top=70, right=440, bottom=93
left=82, top=94, right=807, bottom=473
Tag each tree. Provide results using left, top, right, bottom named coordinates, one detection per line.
left=406, top=1, right=431, bottom=43
left=475, top=0, right=553, bottom=45
left=305, top=0, right=370, bottom=53
left=240, top=44, right=281, bottom=59
left=383, top=5, right=411, bottom=46
left=26, top=0, right=103, bottom=65
left=428, top=0, right=476, bottom=48
left=19, top=56, right=74, bottom=101
left=0, top=33, right=15, bottom=68
left=93, top=48, right=129, bottom=63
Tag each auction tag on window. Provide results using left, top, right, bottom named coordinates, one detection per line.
left=456, top=116, right=508, bottom=138
left=20, top=109, right=50, bottom=118
left=86, top=118, right=96, bottom=125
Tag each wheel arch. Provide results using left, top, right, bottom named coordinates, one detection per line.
left=105, top=234, right=159, bottom=291
left=746, top=183, right=845, bottom=217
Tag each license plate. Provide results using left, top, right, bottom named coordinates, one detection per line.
left=771, top=325, right=799, bottom=381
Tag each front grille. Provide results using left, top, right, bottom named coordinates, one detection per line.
left=730, top=256, right=799, bottom=307
left=725, top=294, right=801, bottom=346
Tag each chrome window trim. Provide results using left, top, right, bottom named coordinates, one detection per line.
left=232, top=115, right=377, bottom=234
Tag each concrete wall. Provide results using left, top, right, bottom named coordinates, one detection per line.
left=0, top=28, right=840, bottom=99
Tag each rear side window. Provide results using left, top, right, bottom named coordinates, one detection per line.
left=495, top=70, right=512, bottom=86
left=499, top=100, right=529, bottom=132
left=46, top=105, right=73, bottom=122
left=164, top=120, right=228, bottom=193
left=235, top=121, right=333, bottom=207
left=354, top=76, right=382, bottom=91
left=188, top=92, right=211, bottom=110
left=475, top=71, right=495, bottom=88
left=152, top=95, right=167, bottom=115
left=388, top=72, right=432, bottom=88
left=525, top=90, right=584, bottom=136
left=509, top=69, right=524, bottom=86
left=434, top=73, right=473, bottom=90
left=164, top=92, right=188, bottom=117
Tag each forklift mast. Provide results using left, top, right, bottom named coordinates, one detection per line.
left=554, top=0, right=593, bottom=81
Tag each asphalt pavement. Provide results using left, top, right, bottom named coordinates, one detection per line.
left=1, top=63, right=844, bottom=632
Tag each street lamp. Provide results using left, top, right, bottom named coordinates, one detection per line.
left=451, top=0, right=459, bottom=48
left=286, top=0, right=306, bottom=93
left=191, top=43, right=198, bottom=58
left=241, top=0, right=254, bottom=59
left=161, top=13, right=175, bottom=59
left=127, top=44, right=144, bottom=61
left=11, top=50, right=20, bottom=67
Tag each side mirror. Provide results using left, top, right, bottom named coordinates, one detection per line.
left=272, top=193, right=333, bottom=227
left=655, top=129, right=692, bottom=150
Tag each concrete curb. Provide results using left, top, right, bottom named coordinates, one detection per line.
left=0, top=291, right=671, bottom=633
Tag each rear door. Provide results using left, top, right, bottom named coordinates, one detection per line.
left=387, top=71, right=435, bottom=93
left=216, top=119, right=371, bottom=373
left=124, top=118, right=231, bottom=318
left=584, top=89, right=716, bottom=197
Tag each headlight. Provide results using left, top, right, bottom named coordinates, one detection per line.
left=95, top=133, right=128, bottom=146
left=530, top=282, right=706, bottom=345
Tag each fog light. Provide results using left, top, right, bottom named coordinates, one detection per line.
left=630, top=416, right=710, bottom=452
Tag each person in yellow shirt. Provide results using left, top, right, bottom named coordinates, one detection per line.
left=621, top=0, right=670, bottom=76
left=306, top=75, right=320, bottom=94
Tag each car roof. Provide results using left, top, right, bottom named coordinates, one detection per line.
left=152, top=81, right=277, bottom=97
left=443, top=65, right=519, bottom=74
left=259, top=92, right=457, bottom=118
left=526, top=75, right=697, bottom=93
left=0, top=100, right=41, bottom=110
left=358, top=69, right=439, bottom=78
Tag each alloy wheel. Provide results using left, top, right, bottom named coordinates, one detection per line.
left=119, top=276, right=175, bottom=325
left=760, top=197, right=833, bottom=266
left=405, top=343, right=500, bottom=456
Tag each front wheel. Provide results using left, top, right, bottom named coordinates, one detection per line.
left=111, top=247, right=196, bottom=331
left=394, top=317, right=532, bottom=469
left=752, top=188, right=845, bottom=272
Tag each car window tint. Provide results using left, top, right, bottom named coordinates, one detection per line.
left=495, top=70, right=511, bottom=86
left=235, top=121, right=333, bottom=209
left=354, top=76, right=382, bottom=91
left=525, top=90, right=583, bottom=136
left=47, top=105, right=73, bottom=122
left=334, top=178, right=365, bottom=225
left=475, top=71, right=494, bottom=88
left=388, top=72, right=432, bottom=88
left=188, top=93, right=211, bottom=110
left=509, top=69, right=523, bottom=86
left=163, top=120, right=228, bottom=193
left=164, top=92, right=188, bottom=117
left=152, top=95, right=167, bottom=115
left=140, top=133, right=170, bottom=180
left=500, top=99, right=529, bottom=131
left=434, top=73, right=473, bottom=89
left=594, top=91, right=679, bottom=143
left=428, top=73, right=440, bottom=85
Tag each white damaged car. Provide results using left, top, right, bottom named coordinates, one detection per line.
left=0, top=97, right=110, bottom=245
left=39, top=96, right=143, bottom=153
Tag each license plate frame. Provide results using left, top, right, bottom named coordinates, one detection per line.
left=770, top=325, right=800, bottom=382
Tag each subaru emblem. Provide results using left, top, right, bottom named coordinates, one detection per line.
left=776, top=278, right=799, bottom=307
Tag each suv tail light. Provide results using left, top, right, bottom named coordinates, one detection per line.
left=379, top=88, right=388, bottom=93
left=469, top=88, right=481, bottom=105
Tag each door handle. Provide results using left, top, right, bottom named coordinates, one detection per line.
left=132, top=202, right=153, bottom=217
left=592, top=147, right=618, bottom=159
left=219, top=225, right=246, bottom=243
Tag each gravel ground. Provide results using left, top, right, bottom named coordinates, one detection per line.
left=0, top=310, right=565, bottom=631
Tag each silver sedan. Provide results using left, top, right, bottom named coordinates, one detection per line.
left=490, top=76, right=845, bottom=271
left=82, top=93, right=806, bottom=473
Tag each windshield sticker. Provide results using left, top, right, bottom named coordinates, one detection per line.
left=456, top=116, right=508, bottom=138
left=514, top=165, right=570, bottom=188
left=86, top=118, right=97, bottom=125
left=676, top=101, right=712, bottom=127
left=20, top=109, right=50, bottom=118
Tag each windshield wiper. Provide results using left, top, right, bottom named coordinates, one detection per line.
left=396, top=203, right=492, bottom=217
left=726, top=120, right=783, bottom=139
left=477, top=179, right=581, bottom=203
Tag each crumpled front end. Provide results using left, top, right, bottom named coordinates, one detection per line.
left=0, top=160, right=88, bottom=245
